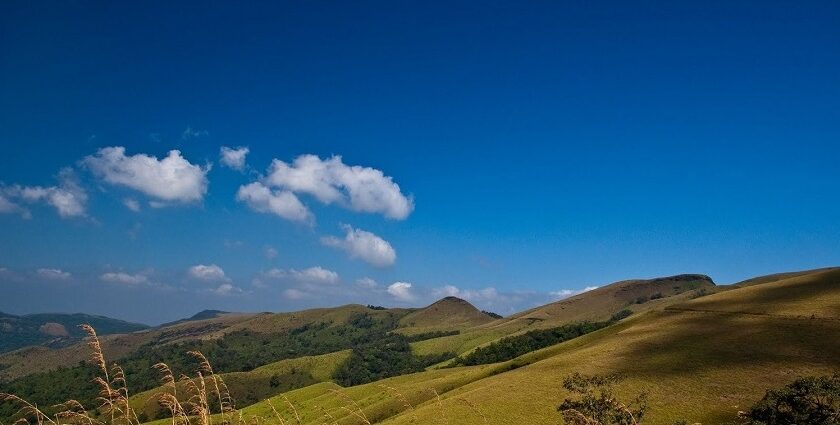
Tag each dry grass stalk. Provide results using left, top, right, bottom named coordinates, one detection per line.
left=457, top=398, right=488, bottom=425
left=378, top=385, right=418, bottom=423
left=430, top=389, right=448, bottom=425
left=0, top=393, right=58, bottom=425
left=316, top=406, right=338, bottom=425
left=279, top=394, right=300, bottom=425
left=328, top=389, right=370, bottom=425
left=267, top=400, right=289, bottom=425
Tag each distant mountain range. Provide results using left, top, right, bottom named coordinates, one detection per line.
left=0, top=312, right=149, bottom=354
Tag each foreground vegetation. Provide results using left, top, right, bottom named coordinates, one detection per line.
left=1, top=324, right=836, bottom=425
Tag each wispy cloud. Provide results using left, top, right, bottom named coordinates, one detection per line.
left=36, top=268, right=72, bottom=280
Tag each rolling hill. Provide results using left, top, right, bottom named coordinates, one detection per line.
left=0, top=312, right=149, bottom=354
left=220, top=267, right=837, bottom=425
left=1, top=267, right=837, bottom=425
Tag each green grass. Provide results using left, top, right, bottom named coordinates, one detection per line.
left=189, top=268, right=840, bottom=425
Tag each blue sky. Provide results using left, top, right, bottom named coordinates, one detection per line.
left=1, top=1, right=839, bottom=324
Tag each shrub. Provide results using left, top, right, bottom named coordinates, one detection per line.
left=482, top=310, right=503, bottom=319
left=740, top=373, right=840, bottom=424
left=558, top=373, right=647, bottom=425
left=610, top=309, right=633, bottom=322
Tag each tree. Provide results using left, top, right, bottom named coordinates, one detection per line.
left=558, top=373, right=647, bottom=425
left=740, top=373, right=840, bottom=424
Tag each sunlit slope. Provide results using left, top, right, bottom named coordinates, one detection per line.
left=397, top=297, right=495, bottom=336
left=411, top=274, right=715, bottom=357
left=382, top=268, right=840, bottom=425
left=130, top=350, right=352, bottom=421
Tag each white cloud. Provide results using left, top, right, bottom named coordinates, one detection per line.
left=355, top=277, right=378, bottom=288
left=220, top=146, right=249, bottom=171
left=550, top=286, right=599, bottom=299
left=254, top=266, right=340, bottom=297
left=256, top=266, right=339, bottom=286
left=387, top=281, right=415, bottom=302
left=264, top=246, right=278, bottom=259
left=283, top=288, right=307, bottom=300
left=213, top=283, right=241, bottom=296
left=236, top=182, right=312, bottom=223
left=84, top=146, right=209, bottom=203
left=37, top=268, right=71, bottom=280
left=432, top=285, right=499, bottom=302
left=100, top=272, right=148, bottom=285
left=123, top=198, right=141, bottom=212
left=0, top=193, right=29, bottom=218
left=262, top=154, right=413, bottom=220
left=5, top=168, right=88, bottom=218
left=288, top=266, right=339, bottom=284
left=188, top=264, right=229, bottom=282
left=321, top=225, right=396, bottom=267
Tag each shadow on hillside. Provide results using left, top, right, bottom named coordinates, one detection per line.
left=683, top=269, right=840, bottom=319
left=611, top=309, right=840, bottom=379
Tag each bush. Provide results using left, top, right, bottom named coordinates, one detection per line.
left=650, top=292, right=663, bottom=300
left=558, top=373, right=647, bottom=425
left=482, top=310, right=503, bottom=319
left=610, top=309, right=632, bottom=322
left=740, top=373, right=840, bottom=424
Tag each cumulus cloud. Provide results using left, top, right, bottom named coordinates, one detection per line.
left=37, top=268, right=71, bottom=280
left=236, top=182, right=312, bottom=223
left=188, top=264, right=229, bottom=282
left=387, top=281, right=415, bottom=302
left=100, top=272, right=148, bottom=285
left=321, top=225, right=396, bottom=267
left=251, top=154, right=413, bottom=220
left=3, top=168, right=88, bottom=218
left=83, top=146, right=209, bottom=203
left=291, top=266, right=339, bottom=284
left=220, top=146, right=249, bottom=171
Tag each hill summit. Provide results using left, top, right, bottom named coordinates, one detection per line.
left=399, top=296, right=496, bottom=335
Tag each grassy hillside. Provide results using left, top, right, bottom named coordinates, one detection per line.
left=129, top=350, right=352, bottom=422
left=0, top=312, right=149, bottom=354
left=397, top=297, right=496, bottom=336
left=410, top=274, right=715, bottom=358
left=193, top=268, right=839, bottom=425
left=2, top=268, right=837, bottom=425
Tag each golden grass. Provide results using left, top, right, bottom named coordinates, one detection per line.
left=1, top=268, right=837, bottom=425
